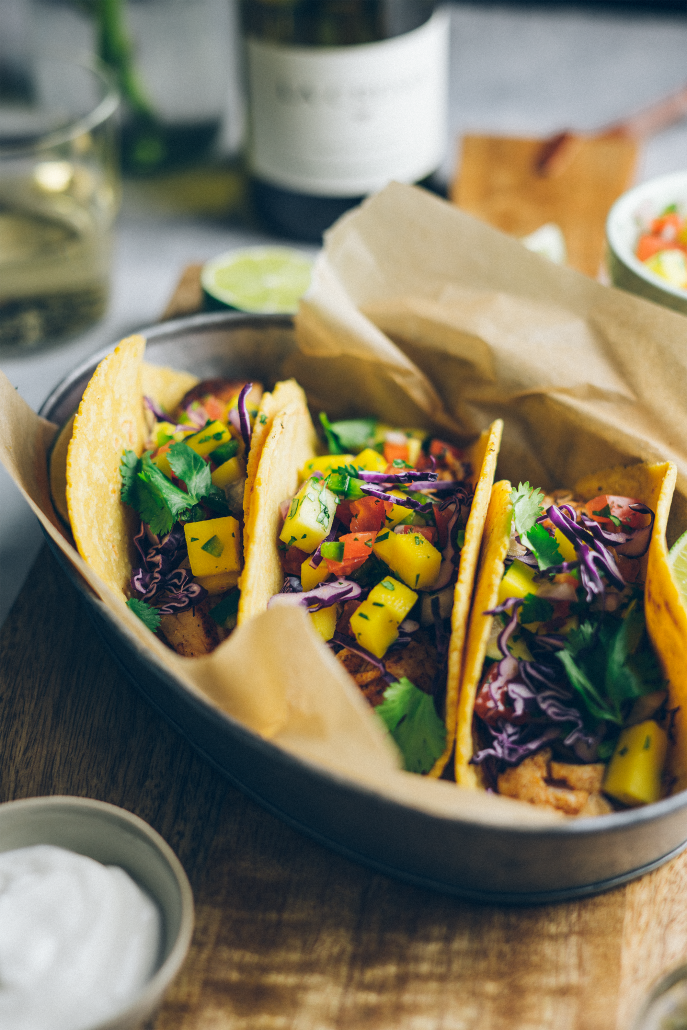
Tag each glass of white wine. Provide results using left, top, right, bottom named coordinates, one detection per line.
left=0, top=59, right=120, bottom=351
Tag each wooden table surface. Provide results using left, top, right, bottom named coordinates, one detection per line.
left=2, top=530, right=687, bottom=1030
left=5, top=272, right=687, bottom=1030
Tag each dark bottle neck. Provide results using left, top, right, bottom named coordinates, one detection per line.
left=240, top=0, right=437, bottom=46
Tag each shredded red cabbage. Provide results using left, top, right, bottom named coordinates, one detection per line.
left=356, top=469, right=438, bottom=485
left=431, top=496, right=463, bottom=590
left=268, top=577, right=362, bottom=612
left=131, top=523, right=186, bottom=601
left=329, top=631, right=396, bottom=682
left=237, top=383, right=252, bottom=450
left=156, top=578, right=207, bottom=613
left=544, top=504, right=625, bottom=600
left=474, top=597, right=599, bottom=764
left=579, top=505, right=654, bottom=558
left=144, top=396, right=169, bottom=422
left=130, top=522, right=207, bottom=613
left=359, top=484, right=432, bottom=511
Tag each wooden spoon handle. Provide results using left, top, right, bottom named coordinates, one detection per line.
left=536, top=82, right=687, bottom=177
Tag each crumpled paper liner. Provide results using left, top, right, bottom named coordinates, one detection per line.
left=295, top=182, right=687, bottom=543
left=5, top=180, right=687, bottom=828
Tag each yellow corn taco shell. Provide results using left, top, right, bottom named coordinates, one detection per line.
left=60, top=335, right=200, bottom=597
left=455, top=461, right=682, bottom=799
left=428, top=418, right=503, bottom=778
left=238, top=381, right=318, bottom=624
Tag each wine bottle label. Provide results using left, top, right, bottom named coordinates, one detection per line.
left=246, top=9, right=449, bottom=197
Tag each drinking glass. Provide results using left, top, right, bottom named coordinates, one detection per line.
left=0, top=59, right=120, bottom=350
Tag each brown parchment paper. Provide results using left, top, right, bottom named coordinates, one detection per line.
left=6, top=179, right=687, bottom=828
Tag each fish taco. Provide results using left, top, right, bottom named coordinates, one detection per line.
left=53, top=334, right=314, bottom=657
left=455, top=461, right=686, bottom=815
left=253, top=407, right=503, bottom=777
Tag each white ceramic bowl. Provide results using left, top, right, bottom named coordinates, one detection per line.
left=606, top=169, right=687, bottom=316
left=0, top=795, right=194, bottom=1030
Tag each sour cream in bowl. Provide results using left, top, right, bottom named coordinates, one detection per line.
left=0, top=796, right=194, bottom=1030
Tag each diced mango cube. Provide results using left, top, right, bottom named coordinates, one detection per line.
left=152, top=444, right=174, bottom=479
left=372, top=529, right=442, bottom=591
left=310, top=604, right=339, bottom=642
left=299, top=454, right=355, bottom=482
left=603, top=720, right=668, bottom=807
left=195, top=570, right=240, bottom=594
left=497, top=558, right=538, bottom=606
left=383, top=489, right=414, bottom=529
left=645, top=249, right=687, bottom=289
left=350, top=598, right=400, bottom=659
left=184, top=516, right=241, bottom=577
left=185, top=420, right=232, bottom=459
left=211, top=455, right=243, bottom=490
left=301, top=555, right=330, bottom=591
left=353, top=448, right=388, bottom=473
left=553, top=527, right=577, bottom=564
left=279, top=476, right=337, bottom=553
left=367, top=576, right=417, bottom=624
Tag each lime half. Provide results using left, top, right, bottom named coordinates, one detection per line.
left=668, top=529, right=687, bottom=608
left=201, top=246, right=314, bottom=314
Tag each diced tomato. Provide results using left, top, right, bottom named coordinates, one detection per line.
left=281, top=546, right=310, bottom=575
left=584, top=494, right=647, bottom=530
left=475, top=665, right=521, bottom=726
left=383, top=441, right=409, bottom=464
left=349, top=496, right=389, bottom=533
left=324, top=531, right=376, bottom=577
left=651, top=213, right=683, bottom=237
left=638, top=234, right=675, bottom=263
left=395, top=525, right=438, bottom=544
left=204, top=395, right=227, bottom=422
left=335, top=499, right=353, bottom=528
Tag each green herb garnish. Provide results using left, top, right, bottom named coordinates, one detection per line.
left=376, top=677, right=446, bottom=775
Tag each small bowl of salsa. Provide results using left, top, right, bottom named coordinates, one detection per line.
left=606, top=170, right=687, bottom=317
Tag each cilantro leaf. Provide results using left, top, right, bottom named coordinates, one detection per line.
left=319, top=412, right=344, bottom=454
left=120, top=449, right=185, bottom=534
left=511, top=482, right=546, bottom=538
left=510, top=483, right=564, bottom=570
left=139, top=454, right=193, bottom=525
left=556, top=649, right=622, bottom=725
left=526, top=522, right=564, bottom=570
left=319, top=412, right=378, bottom=454
left=167, top=441, right=213, bottom=501
left=126, top=598, right=161, bottom=632
left=120, top=449, right=141, bottom=506
left=605, top=602, right=665, bottom=707
left=209, top=589, right=240, bottom=626
left=376, top=677, right=446, bottom=774
left=520, top=593, right=554, bottom=624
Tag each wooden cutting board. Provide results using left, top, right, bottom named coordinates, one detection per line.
left=451, top=134, right=640, bottom=278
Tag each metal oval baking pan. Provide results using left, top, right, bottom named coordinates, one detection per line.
left=39, top=310, right=687, bottom=904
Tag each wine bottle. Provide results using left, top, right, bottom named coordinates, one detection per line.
left=240, top=1, right=449, bottom=242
